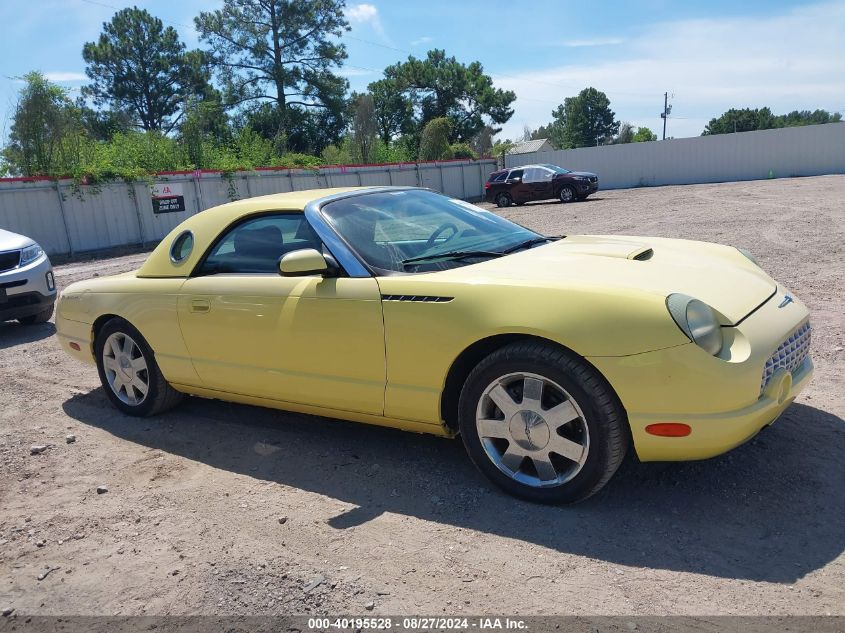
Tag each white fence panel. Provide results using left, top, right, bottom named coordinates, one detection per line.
left=441, top=163, right=467, bottom=198
left=0, top=183, right=70, bottom=254
left=248, top=172, right=295, bottom=196
left=385, top=167, right=418, bottom=187
left=506, top=123, right=845, bottom=190
left=0, top=159, right=497, bottom=255
left=61, top=182, right=141, bottom=253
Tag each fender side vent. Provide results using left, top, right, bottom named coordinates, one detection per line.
left=381, top=295, right=454, bottom=303
left=630, top=247, right=654, bottom=261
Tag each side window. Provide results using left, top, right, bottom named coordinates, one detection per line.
left=523, top=168, right=541, bottom=183
left=509, top=169, right=524, bottom=181
left=539, top=167, right=554, bottom=180
left=198, top=213, right=321, bottom=275
left=493, top=172, right=508, bottom=182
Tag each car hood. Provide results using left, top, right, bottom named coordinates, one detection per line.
left=0, top=228, right=35, bottom=251
left=431, top=235, right=776, bottom=325
left=563, top=171, right=597, bottom=178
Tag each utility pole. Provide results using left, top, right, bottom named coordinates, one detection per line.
left=660, top=92, right=672, bottom=140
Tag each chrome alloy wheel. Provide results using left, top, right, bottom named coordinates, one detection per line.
left=559, top=187, right=575, bottom=202
left=102, top=332, right=149, bottom=406
left=475, top=372, right=589, bottom=488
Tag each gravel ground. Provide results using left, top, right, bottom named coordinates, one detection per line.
left=1, top=175, right=843, bottom=617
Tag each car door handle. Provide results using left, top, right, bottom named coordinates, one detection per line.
left=190, top=299, right=210, bottom=313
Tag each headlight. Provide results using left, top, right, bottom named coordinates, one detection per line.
left=737, top=247, right=759, bottom=265
left=19, top=243, right=44, bottom=267
left=666, top=293, right=723, bottom=355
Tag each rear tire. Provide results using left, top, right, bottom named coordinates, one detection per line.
left=95, top=318, right=183, bottom=417
left=18, top=303, right=54, bottom=325
left=458, top=341, right=628, bottom=504
left=558, top=186, right=576, bottom=203
left=495, top=193, right=513, bottom=208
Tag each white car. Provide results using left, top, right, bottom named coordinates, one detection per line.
left=0, top=228, right=56, bottom=324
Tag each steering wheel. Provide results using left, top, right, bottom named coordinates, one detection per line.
left=425, top=222, right=459, bottom=249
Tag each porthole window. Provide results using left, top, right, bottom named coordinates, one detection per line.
left=170, top=230, right=194, bottom=264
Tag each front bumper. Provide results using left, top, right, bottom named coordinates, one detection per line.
left=628, top=356, right=812, bottom=461
left=589, top=288, right=813, bottom=462
left=575, top=180, right=599, bottom=195
left=0, top=255, right=56, bottom=321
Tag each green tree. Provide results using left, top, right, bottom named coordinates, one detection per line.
left=2, top=72, right=85, bottom=176
left=702, top=108, right=776, bottom=135
left=703, top=107, right=842, bottom=135
left=610, top=121, right=635, bottom=144
left=531, top=124, right=553, bottom=143
left=368, top=78, right=414, bottom=144
left=549, top=87, right=619, bottom=149
left=633, top=126, right=657, bottom=142
left=470, top=125, right=496, bottom=156
left=780, top=109, right=842, bottom=126
left=491, top=138, right=514, bottom=158
left=349, top=93, right=378, bottom=163
left=381, top=49, right=515, bottom=142
left=418, top=117, right=452, bottom=160
left=449, top=142, right=477, bottom=159
left=82, top=8, right=207, bottom=132
left=195, top=0, right=349, bottom=151
left=77, top=103, right=134, bottom=141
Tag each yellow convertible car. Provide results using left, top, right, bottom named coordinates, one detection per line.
left=56, top=187, right=813, bottom=503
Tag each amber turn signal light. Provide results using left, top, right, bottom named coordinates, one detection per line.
left=645, top=423, right=692, bottom=437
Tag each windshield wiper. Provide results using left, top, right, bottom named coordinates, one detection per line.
left=401, top=250, right=505, bottom=265
left=501, top=236, right=561, bottom=254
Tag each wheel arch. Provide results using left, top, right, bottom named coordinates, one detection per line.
left=440, top=333, right=627, bottom=434
left=92, top=313, right=124, bottom=344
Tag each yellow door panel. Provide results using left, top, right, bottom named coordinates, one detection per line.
left=177, top=275, right=386, bottom=415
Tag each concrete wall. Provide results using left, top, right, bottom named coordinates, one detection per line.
left=0, top=159, right=497, bottom=256
left=505, top=123, right=845, bottom=190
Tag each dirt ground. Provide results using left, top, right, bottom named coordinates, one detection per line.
left=1, top=175, right=843, bottom=617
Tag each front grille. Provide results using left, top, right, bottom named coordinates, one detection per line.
left=2, top=293, right=39, bottom=309
left=0, top=250, right=20, bottom=273
left=761, top=322, right=812, bottom=392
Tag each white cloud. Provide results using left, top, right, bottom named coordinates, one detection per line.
left=346, top=3, right=378, bottom=23
left=346, top=3, right=390, bottom=43
left=43, top=72, right=87, bottom=82
left=495, top=1, right=845, bottom=140
left=411, top=35, right=433, bottom=47
left=337, top=67, right=376, bottom=77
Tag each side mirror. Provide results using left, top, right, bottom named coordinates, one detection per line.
left=278, top=249, right=336, bottom=277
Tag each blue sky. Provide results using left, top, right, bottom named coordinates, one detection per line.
left=2, top=0, right=844, bottom=143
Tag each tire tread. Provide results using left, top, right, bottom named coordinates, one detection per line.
left=459, top=340, right=627, bottom=503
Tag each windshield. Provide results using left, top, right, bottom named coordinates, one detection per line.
left=321, top=189, right=543, bottom=274
left=541, top=164, right=571, bottom=174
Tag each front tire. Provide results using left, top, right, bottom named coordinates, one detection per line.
left=458, top=341, right=627, bottom=504
left=495, top=192, right=513, bottom=208
left=18, top=303, right=54, bottom=325
left=95, top=318, right=183, bottom=417
left=558, top=186, right=576, bottom=203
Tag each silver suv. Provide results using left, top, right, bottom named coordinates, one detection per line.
left=0, top=228, right=56, bottom=324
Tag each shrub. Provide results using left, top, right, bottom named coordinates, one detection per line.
left=418, top=118, right=453, bottom=161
